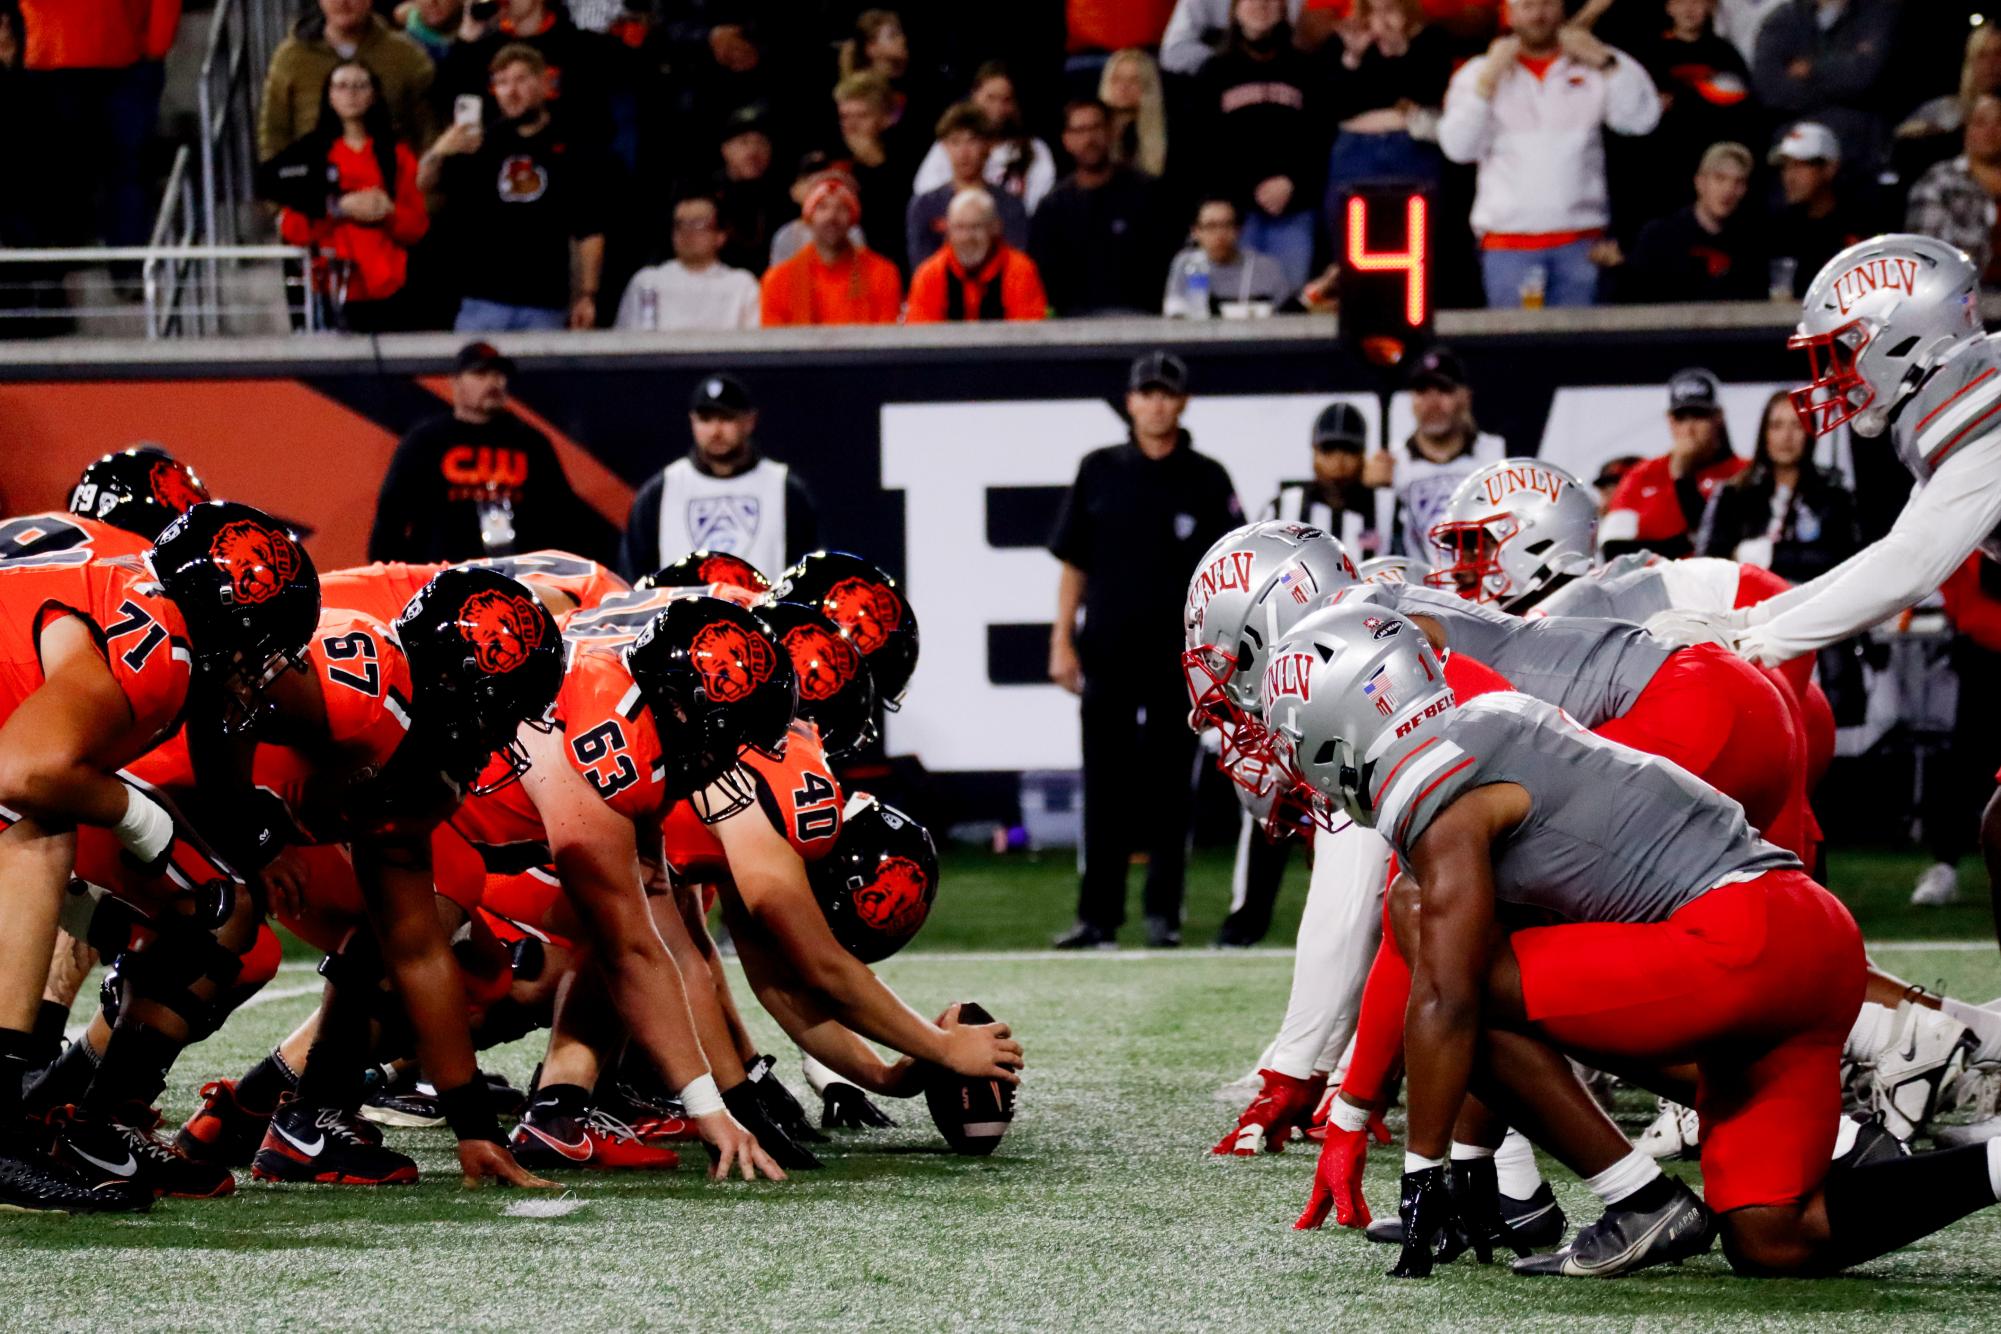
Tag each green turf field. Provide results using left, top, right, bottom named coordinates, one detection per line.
left=10, top=934, right=2001, bottom=1330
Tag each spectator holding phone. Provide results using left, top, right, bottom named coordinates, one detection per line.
left=420, top=43, right=610, bottom=331
left=259, top=60, right=429, bottom=332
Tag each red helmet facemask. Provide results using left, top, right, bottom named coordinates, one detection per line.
left=1424, top=514, right=1516, bottom=605
left=1787, top=318, right=1874, bottom=437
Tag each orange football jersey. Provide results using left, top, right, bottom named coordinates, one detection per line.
left=323, top=551, right=626, bottom=626
left=560, top=582, right=759, bottom=649
left=661, top=719, right=843, bottom=879
left=0, top=511, right=153, bottom=563
left=0, top=552, right=190, bottom=759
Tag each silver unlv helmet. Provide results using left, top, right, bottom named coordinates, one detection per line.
left=1356, top=554, right=1430, bottom=587
left=1183, top=520, right=1359, bottom=725
left=1792, top=233, right=1981, bottom=438
left=1425, top=460, right=1596, bottom=612
left=1260, top=603, right=1455, bottom=829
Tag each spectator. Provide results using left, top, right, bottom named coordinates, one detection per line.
left=1914, top=554, right=2001, bottom=906
left=657, top=7, right=800, bottom=166
left=1696, top=388, right=1859, bottom=582
left=15, top=0, right=179, bottom=248
left=1099, top=49, right=1168, bottom=177
left=259, top=0, right=435, bottom=162
left=370, top=341, right=591, bottom=562
left=1895, top=22, right=2001, bottom=182
left=259, top=60, right=430, bottom=334
left=712, top=106, right=788, bottom=275
left=1048, top=352, right=1243, bottom=950
left=1299, top=0, right=1504, bottom=52
left=1163, top=196, right=1290, bottom=315
left=911, top=63, right=1057, bottom=215
left=1632, top=0, right=1759, bottom=210
left=1439, top=0, right=1659, bottom=308
left=1599, top=367, right=1746, bottom=558
left=759, top=175, right=903, bottom=325
left=832, top=70, right=923, bottom=270
left=1906, top=94, right=2001, bottom=285
left=1713, top=0, right=1785, bottom=65
left=440, top=0, right=618, bottom=153
left=1593, top=454, right=1644, bottom=514
left=1620, top=140, right=1766, bottom=303
left=396, top=0, right=460, bottom=62
left=1193, top=0, right=1320, bottom=295
left=1767, top=120, right=1871, bottom=298
left=614, top=194, right=761, bottom=331
left=906, top=105, right=1030, bottom=266
left=618, top=373, right=815, bottom=580
left=420, top=44, right=610, bottom=332
left=1031, top=99, right=1173, bottom=315
left=1322, top=0, right=1454, bottom=215
left=1366, top=345, right=1506, bottom=557
left=1161, top=0, right=1304, bottom=75
left=770, top=157, right=865, bottom=267
left=838, top=9, right=940, bottom=138
left=1750, top=0, right=1896, bottom=172
left=904, top=189, right=1048, bottom=323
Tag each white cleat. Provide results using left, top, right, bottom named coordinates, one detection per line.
left=1635, top=1097, right=1701, bottom=1160
left=1911, top=862, right=1963, bottom=906
left=1871, top=1001, right=1976, bottom=1142
left=1212, top=1070, right=1262, bottom=1105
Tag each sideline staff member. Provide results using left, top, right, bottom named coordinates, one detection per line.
left=1048, top=351, right=1242, bottom=949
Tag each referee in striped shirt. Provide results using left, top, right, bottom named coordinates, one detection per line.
left=1216, top=400, right=1384, bottom=946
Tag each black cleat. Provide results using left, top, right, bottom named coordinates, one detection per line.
left=1144, top=917, right=1182, bottom=949
left=1512, top=1179, right=1714, bottom=1277
left=250, top=1100, right=418, bottom=1185
left=1052, top=921, right=1116, bottom=950
left=481, top=1070, right=527, bottom=1120
left=1366, top=1180, right=1567, bottom=1250
left=1831, top=1113, right=1907, bottom=1171
left=50, top=1105, right=234, bottom=1199
left=359, top=1069, right=443, bottom=1129
left=0, top=1141, right=151, bottom=1215
left=175, top=1079, right=272, bottom=1168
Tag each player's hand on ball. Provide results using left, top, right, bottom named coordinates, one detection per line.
left=1294, top=1122, right=1376, bottom=1230
left=695, top=1109, right=788, bottom=1182
left=1213, top=1068, right=1322, bottom=1156
left=937, top=1002, right=1024, bottom=1083
left=457, top=1139, right=557, bottom=1190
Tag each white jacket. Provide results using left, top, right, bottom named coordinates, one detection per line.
left=1438, top=49, right=1660, bottom=238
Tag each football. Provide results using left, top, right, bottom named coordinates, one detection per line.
left=923, top=1001, right=1017, bottom=1156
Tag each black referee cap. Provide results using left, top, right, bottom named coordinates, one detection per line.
left=1312, top=402, right=1368, bottom=451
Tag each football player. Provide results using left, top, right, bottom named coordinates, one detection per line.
left=323, top=549, right=629, bottom=620
left=0, top=500, right=316, bottom=1212
left=1265, top=602, right=2001, bottom=1280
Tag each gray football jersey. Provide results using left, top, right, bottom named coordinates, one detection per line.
left=1392, top=584, right=1674, bottom=728
left=1896, top=332, right=2001, bottom=559
left=1374, top=692, right=1799, bottom=924
left=1534, top=555, right=1746, bottom=623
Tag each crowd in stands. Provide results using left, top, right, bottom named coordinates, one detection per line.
left=0, top=1, right=1992, bottom=331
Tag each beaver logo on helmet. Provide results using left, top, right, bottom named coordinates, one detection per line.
left=823, top=577, right=903, bottom=656
left=459, top=589, right=547, bottom=674
left=150, top=460, right=207, bottom=514
left=782, top=623, right=858, bottom=703
left=692, top=619, right=778, bottom=703
left=853, top=856, right=930, bottom=935
left=210, top=520, right=301, bottom=606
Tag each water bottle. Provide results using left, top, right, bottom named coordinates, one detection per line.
left=1184, top=254, right=1213, bottom=320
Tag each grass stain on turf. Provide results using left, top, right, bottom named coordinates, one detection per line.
left=12, top=910, right=2001, bottom=1326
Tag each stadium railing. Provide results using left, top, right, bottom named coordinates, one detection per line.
left=197, top=0, right=293, bottom=250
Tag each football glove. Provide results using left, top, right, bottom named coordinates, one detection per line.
left=1293, top=1113, right=1390, bottom=1230
left=1211, top=1068, right=1325, bottom=1156
left=822, top=1081, right=898, bottom=1129
left=721, top=1078, right=821, bottom=1170
left=747, top=1054, right=829, bottom=1144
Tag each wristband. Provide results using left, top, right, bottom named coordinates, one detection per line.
left=113, top=786, right=175, bottom=864
left=439, top=1080, right=504, bottom=1143
left=1328, top=1097, right=1373, bottom=1135
left=680, top=1073, right=724, bottom=1118
left=1404, top=1150, right=1445, bottom=1173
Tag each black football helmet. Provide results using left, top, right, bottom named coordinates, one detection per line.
left=151, top=501, right=320, bottom=731
left=636, top=550, right=772, bottom=595
left=810, top=793, right=938, bottom=963
left=71, top=446, right=212, bottom=541
left=393, top=566, right=564, bottom=796
left=753, top=599, right=877, bottom=757
left=624, top=596, right=796, bottom=818
left=768, top=552, right=919, bottom=710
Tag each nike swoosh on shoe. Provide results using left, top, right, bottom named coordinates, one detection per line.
left=521, top=1123, right=593, bottom=1162
left=274, top=1124, right=325, bottom=1158
left=1564, top=1204, right=1700, bottom=1277
left=69, top=1145, right=139, bottom=1179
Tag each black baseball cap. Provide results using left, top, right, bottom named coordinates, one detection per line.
left=1594, top=454, right=1642, bottom=489
left=454, top=340, right=515, bottom=376
left=1312, top=402, right=1368, bottom=451
left=721, top=103, right=771, bottom=143
left=1129, top=350, right=1189, bottom=395
left=690, top=372, right=755, bottom=415
left=1668, top=367, right=1722, bottom=417
left=1406, top=345, right=1466, bottom=391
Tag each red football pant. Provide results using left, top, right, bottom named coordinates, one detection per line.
left=1513, top=869, right=1864, bottom=1211
left=1595, top=644, right=1810, bottom=861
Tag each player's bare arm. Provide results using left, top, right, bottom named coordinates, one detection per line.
left=0, top=617, right=141, bottom=827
